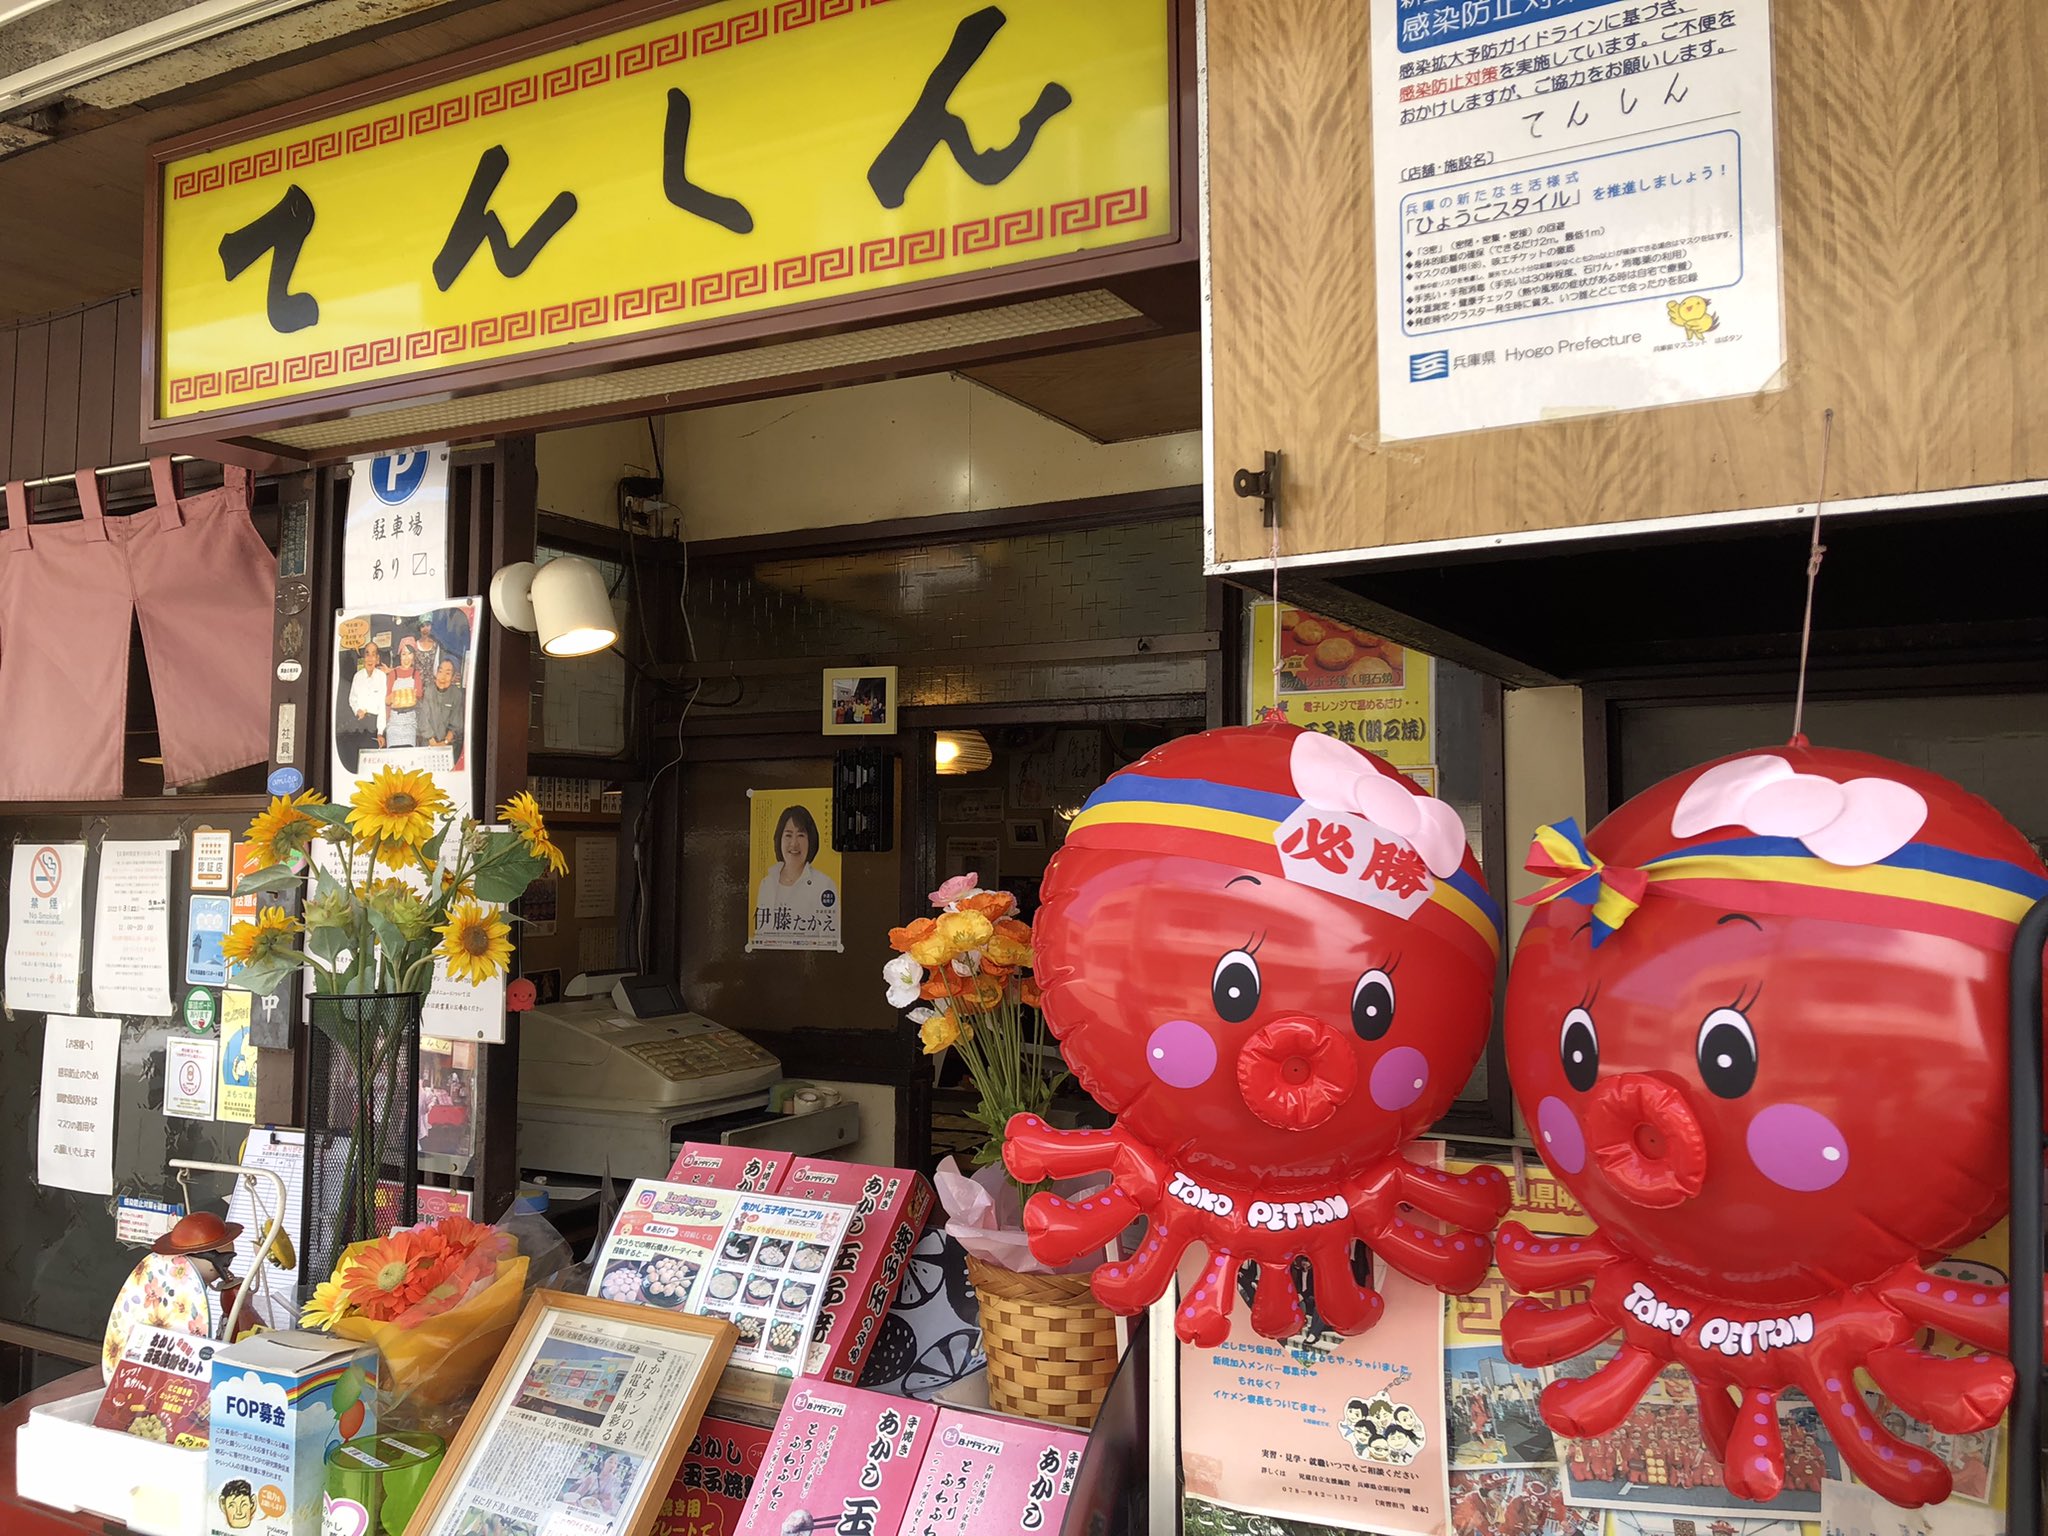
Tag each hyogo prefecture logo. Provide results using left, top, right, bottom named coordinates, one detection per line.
left=1408, top=350, right=1450, bottom=382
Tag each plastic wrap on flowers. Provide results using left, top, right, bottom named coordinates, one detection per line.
left=304, top=1208, right=572, bottom=1434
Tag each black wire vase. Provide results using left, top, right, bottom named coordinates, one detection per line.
left=303, top=991, right=423, bottom=1284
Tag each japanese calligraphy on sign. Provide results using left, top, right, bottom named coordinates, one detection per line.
left=343, top=447, right=451, bottom=609
left=1369, top=0, right=1784, bottom=439
left=152, top=0, right=1175, bottom=422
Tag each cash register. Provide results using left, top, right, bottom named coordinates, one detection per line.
left=517, top=972, right=858, bottom=1179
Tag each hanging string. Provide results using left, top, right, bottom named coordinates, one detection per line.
left=1269, top=514, right=1285, bottom=714
left=1789, top=408, right=1836, bottom=746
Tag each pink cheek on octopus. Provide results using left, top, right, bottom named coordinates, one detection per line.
left=1369, top=1046, right=1429, bottom=1112
left=1145, top=1019, right=1219, bottom=1089
left=1537, top=1095, right=1587, bottom=1175
left=1745, top=1102, right=1850, bottom=1192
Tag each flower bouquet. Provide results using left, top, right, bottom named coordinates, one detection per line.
left=883, top=875, right=1116, bottom=1428
left=303, top=1210, right=571, bottom=1433
left=229, top=771, right=566, bottom=1263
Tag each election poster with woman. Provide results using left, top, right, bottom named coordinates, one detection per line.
left=745, top=788, right=842, bottom=953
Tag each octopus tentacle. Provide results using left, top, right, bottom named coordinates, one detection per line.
left=1878, top=1267, right=2016, bottom=1355
left=1250, top=1259, right=1309, bottom=1339
left=1494, top=1222, right=1616, bottom=1291
left=1693, top=1373, right=1739, bottom=1458
left=1538, top=1343, right=1663, bottom=1439
left=1718, top=1387, right=1787, bottom=1504
left=1091, top=1215, right=1195, bottom=1315
left=1791, top=1356, right=1951, bottom=1508
left=1863, top=1343, right=2014, bottom=1435
left=1178, top=1248, right=1242, bottom=1347
left=1002, top=1115, right=1128, bottom=1184
left=1305, top=1240, right=1384, bottom=1336
left=1369, top=1213, right=1493, bottom=1293
left=1394, top=1162, right=1512, bottom=1231
left=1021, top=1185, right=1142, bottom=1266
left=1500, top=1299, right=1616, bottom=1367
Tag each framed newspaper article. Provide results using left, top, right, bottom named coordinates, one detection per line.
left=411, top=1290, right=736, bottom=1536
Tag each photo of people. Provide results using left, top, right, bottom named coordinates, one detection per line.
left=746, top=788, right=842, bottom=953
left=510, top=1338, right=632, bottom=1430
left=1449, top=1470, right=1596, bottom=1536
left=1341, top=1392, right=1429, bottom=1466
left=559, top=1446, right=643, bottom=1520
left=830, top=674, right=890, bottom=727
left=1552, top=1354, right=1837, bottom=1517
left=418, top=1039, right=476, bottom=1163
left=1448, top=1345, right=1554, bottom=1467
left=331, top=598, right=477, bottom=813
left=452, top=1514, right=535, bottom=1536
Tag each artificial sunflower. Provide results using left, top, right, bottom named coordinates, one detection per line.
left=347, top=766, right=451, bottom=847
left=499, top=791, right=568, bottom=876
left=244, top=789, right=326, bottom=868
left=221, top=907, right=301, bottom=967
left=300, top=1277, right=353, bottom=1331
left=302, top=886, right=353, bottom=930
left=338, top=1232, right=440, bottom=1322
left=367, top=882, right=432, bottom=942
left=437, top=900, right=513, bottom=985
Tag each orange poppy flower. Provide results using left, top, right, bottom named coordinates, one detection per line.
left=956, top=890, right=1017, bottom=921
left=1021, top=977, right=1044, bottom=1008
left=984, top=918, right=1034, bottom=968
left=888, top=918, right=938, bottom=955
left=954, top=974, right=1004, bottom=1013
left=920, top=973, right=959, bottom=1001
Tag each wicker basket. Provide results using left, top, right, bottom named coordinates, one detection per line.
left=964, top=1254, right=1120, bottom=1429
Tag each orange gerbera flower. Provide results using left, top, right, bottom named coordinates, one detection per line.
left=888, top=918, right=938, bottom=955
left=339, top=1231, right=446, bottom=1322
left=956, top=890, right=1017, bottom=921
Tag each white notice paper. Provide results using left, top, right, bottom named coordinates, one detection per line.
left=165, top=1036, right=218, bottom=1120
left=1368, top=0, right=1784, bottom=440
left=7, top=842, right=87, bottom=1015
left=39, top=1015, right=119, bottom=1194
left=91, top=840, right=177, bottom=1018
left=226, top=1128, right=316, bottom=1331
left=343, top=447, right=452, bottom=609
left=573, top=835, right=616, bottom=919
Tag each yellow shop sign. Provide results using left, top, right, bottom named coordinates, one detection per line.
left=154, top=0, right=1175, bottom=420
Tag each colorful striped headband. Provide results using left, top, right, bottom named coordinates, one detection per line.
left=1522, top=816, right=2048, bottom=950
left=1065, top=770, right=1504, bottom=979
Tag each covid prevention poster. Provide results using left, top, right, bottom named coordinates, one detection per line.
left=1369, top=0, right=1783, bottom=439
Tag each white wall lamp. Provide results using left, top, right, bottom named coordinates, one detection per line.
left=488, top=556, right=618, bottom=658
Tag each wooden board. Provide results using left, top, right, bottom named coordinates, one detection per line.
left=960, top=332, right=1201, bottom=443
left=1207, top=1, right=2048, bottom=567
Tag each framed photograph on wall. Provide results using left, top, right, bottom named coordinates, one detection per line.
left=1006, top=819, right=1046, bottom=849
left=821, top=665, right=898, bottom=736
left=408, top=1290, right=736, bottom=1536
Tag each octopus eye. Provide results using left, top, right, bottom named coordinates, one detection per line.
left=1696, top=1006, right=1758, bottom=1098
left=1559, top=1007, right=1599, bottom=1092
left=1351, top=969, right=1396, bottom=1040
left=1211, top=949, right=1261, bottom=1023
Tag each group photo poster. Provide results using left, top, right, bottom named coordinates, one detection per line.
left=332, top=597, right=479, bottom=816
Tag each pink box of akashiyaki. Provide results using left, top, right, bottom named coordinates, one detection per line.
left=665, top=1140, right=789, bottom=1192
left=735, top=1383, right=936, bottom=1535
left=776, top=1157, right=935, bottom=1385
left=899, top=1407, right=1088, bottom=1533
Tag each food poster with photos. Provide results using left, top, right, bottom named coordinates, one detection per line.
left=745, top=787, right=842, bottom=953
left=689, top=1194, right=852, bottom=1376
left=589, top=1180, right=744, bottom=1311
left=1179, top=1235, right=1449, bottom=1529
left=331, top=597, right=479, bottom=816
left=422, top=1310, right=722, bottom=1536
left=1247, top=602, right=1435, bottom=773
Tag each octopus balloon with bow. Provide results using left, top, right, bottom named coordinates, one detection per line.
left=1499, top=745, right=2048, bottom=1507
left=1001, top=722, right=1509, bottom=1346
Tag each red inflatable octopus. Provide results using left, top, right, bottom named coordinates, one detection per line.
left=1002, top=722, right=1509, bottom=1345
left=1498, top=744, right=2048, bottom=1507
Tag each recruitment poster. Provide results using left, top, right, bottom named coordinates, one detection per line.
left=331, top=596, right=479, bottom=816
left=745, top=788, right=842, bottom=953
left=1368, top=0, right=1784, bottom=440
left=1248, top=602, right=1436, bottom=781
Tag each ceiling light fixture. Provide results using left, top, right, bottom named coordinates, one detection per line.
left=934, top=729, right=992, bottom=775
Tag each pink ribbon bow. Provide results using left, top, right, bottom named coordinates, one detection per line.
left=1290, top=731, right=1468, bottom=879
